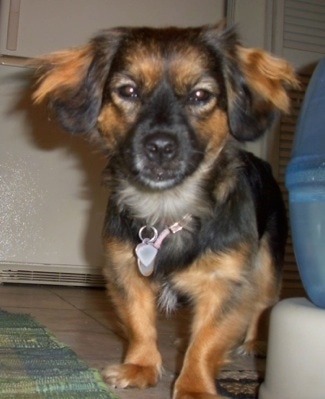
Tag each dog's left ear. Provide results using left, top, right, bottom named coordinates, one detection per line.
left=32, top=29, right=125, bottom=133
left=226, top=45, right=299, bottom=141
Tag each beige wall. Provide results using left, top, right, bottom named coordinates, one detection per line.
left=1, top=0, right=225, bottom=57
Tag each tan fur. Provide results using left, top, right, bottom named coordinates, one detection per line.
left=97, top=103, right=130, bottom=150
left=124, top=46, right=164, bottom=93
left=169, top=48, right=212, bottom=94
left=240, top=235, right=281, bottom=354
left=237, top=47, right=299, bottom=113
left=32, top=45, right=93, bottom=103
left=102, top=237, right=162, bottom=388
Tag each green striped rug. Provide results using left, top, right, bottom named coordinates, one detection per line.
left=0, top=310, right=119, bottom=399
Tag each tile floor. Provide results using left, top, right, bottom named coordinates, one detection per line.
left=0, top=283, right=305, bottom=399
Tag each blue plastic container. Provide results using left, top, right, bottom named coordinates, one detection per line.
left=285, top=58, right=325, bottom=308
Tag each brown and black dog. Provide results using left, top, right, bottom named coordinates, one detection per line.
left=33, top=23, right=298, bottom=399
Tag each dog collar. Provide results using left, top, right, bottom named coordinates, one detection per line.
left=135, top=214, right=192, bottom=277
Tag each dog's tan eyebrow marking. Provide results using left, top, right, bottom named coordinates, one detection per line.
left=168, top=47, right=212, bottom=95
left=122, top=45, right=164, bottom=93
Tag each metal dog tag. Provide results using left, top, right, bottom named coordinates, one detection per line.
left=135, top=240, right=158, bottom=276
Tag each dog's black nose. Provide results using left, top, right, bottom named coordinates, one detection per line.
left=144, top=133, right=178, bottom=163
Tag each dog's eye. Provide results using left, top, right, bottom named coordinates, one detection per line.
left=187, top=89, right=213, bottom=105
left=117, top=85, right=139, bottom=100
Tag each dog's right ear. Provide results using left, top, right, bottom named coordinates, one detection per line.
left=32, top=29, right=125, bottom=133
left=226, top=45, right=299, bottom=141
left=203, top=24, right=299, bottom=142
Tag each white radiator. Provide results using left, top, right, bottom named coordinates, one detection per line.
left=0, top=263, right=105, bottom=287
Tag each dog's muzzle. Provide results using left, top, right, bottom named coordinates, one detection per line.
left=123, top=127, right=203, bottom=190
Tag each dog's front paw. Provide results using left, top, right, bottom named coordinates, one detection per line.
left=102, top=363, right=160, bottom=389
left=236, top=339, right=267, bottom=357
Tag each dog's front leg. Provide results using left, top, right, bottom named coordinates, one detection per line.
left=173, top=300, right=233, bottom=399
left=102, top=239, right=162, bottom=389
left=172, top=252, right=253, bottom=399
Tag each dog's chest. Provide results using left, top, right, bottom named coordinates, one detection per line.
left=136, top=219, right=200, bottom=278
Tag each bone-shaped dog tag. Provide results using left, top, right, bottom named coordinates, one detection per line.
left=135, top=241, right=157, bottom=277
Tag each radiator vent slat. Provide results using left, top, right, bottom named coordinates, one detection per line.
left=0, top=263, right=105, bottom=287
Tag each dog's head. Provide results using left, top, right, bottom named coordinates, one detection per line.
left=33, top=24, right=298, bottom=191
